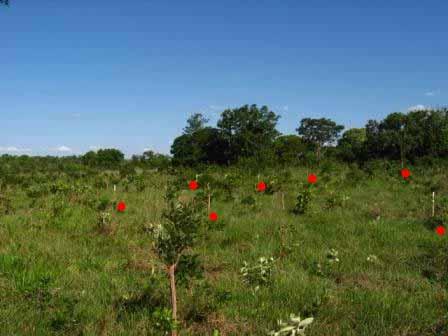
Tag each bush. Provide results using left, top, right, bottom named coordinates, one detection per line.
left=293, top=189, right=311, bottom=215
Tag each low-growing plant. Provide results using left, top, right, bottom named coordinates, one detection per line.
left=152, top=307, right=177, bottom=335
left=133, top=174, right=147, bottom=192
left=96, top=195, right=112, bottom=211
left=324, top=192, right=350, bottom=210
left=240, top=257, right=275, bottom=289
left=0, top=193, right=13, bottom=215
left=241, top=195, right=256, bottom=207
left=326, top=248, right=340, bottom=263
left=97, top=211, right=112, bottom=231
left=268, top=314, right=314, bottom=336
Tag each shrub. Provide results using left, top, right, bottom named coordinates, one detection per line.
left=152, top=308, right=177, bottom=335
left=293, top=189, right=311, bottom=215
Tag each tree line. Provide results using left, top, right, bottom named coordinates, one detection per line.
left=1, top=104, right=447, bottom=172
left=170, top=104, right=448, bottom=167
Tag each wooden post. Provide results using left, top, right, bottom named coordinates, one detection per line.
left=281, top=192, right=285, bottom=210
left=113, top=184, right=116, bottom=192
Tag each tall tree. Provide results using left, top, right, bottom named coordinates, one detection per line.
left=217, top=104, right=280, bottom=163
left=296, top=118, right=344, bottom=161
left=273, top=135, right=307, bottom=164
left=364, top=108, right=448, bottom=162
left=337, top=128, right=367, bottom=162
left=183, top=113, right=209, bottom=135
left=81, top=148, right=124, bottom=168
left=171, top=127, right=229, bottom=166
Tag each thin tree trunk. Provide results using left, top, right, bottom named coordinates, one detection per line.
left=281, top=192, right=285, bottom=210
left=168, top=264, right=178, bottom=336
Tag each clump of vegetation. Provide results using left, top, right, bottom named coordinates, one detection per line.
left=268, top=314, right=314, bottom=336
left=152, top=307, right=177, bottom=335
left=325, top=192, right=350, bottom=210
left=241, top=195, right=256, bottom=207
left=326, top=248, right=340, bottom=263
left=0, top=193, right=13, bottom=215
left=293, top=188, right=311, bottom=215
left=240, top=257, right=275, bottom=289
left=96, top=211, right=112, bottom=232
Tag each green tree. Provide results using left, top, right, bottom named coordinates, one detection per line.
left=364, top=109, right=448, bottom=163
left=81, top=148, right=124, bottom=169
left=132, top=150, right=171, bottom=169
left=153, top=188, right=203, bottom=336
left=217, top=104, right=280, bottom=163
left=273, top=135, right=308, bottom=164
left=337, top=128, right=367, bottom=162
left=296, top=118, right=344, bottom=161
left=171, top=127, right=229, bottom=166
left=183, top=113, right=209, bottom=135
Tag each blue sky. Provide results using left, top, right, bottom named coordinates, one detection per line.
left=1, top=0, right=447, bottom=156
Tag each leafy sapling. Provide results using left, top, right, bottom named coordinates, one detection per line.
left=293, top=188, right=311, bottom=215
left=152, top=185, right=203, bottom=336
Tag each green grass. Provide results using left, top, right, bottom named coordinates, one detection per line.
left=0, top=166, right=447, bottom=335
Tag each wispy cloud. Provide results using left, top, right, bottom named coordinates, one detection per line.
left=0, top=146, right=32, bottom=153
left=52, top=145, right=72, bottom=153
left=425, top=89, right=440, bottom=97
left=408, top=104, right=427, bottom=112
left=88, top=145, right=101, bottom=151
left=208, top=105, right=226, bottom=111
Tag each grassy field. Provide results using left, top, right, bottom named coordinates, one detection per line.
left=0, top=163, right=447, bottom=335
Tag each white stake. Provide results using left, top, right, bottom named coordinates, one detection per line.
left=113, top=184, right=116, bottom=192
left=432, top=191, right=435, bottom=217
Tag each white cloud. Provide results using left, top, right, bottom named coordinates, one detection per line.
left=283, top=105, right=289, bottom=112
left=208, top=105, right=225, bottom=111
left=425, top=89, right=440, bottom=97
left=88, top=145, right=101, bottom=151
left=0, top=146, right=31, bottom=153
left=408, top=104, right=427, bottom=112
left=53, top=146, right=72, bottom=152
